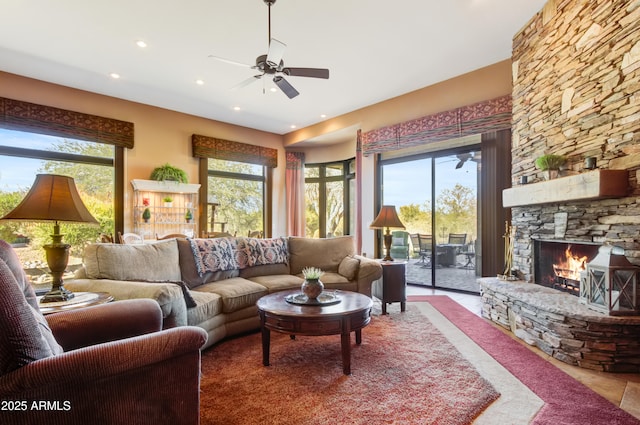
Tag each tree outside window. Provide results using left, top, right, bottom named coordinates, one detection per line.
left=0, top=129, right=114, bottom=289
left=305, top=160, right=354, bottom=238
left=207, top=159, right=264, bottom=237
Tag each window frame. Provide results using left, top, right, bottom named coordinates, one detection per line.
left=198, top=158, right=272, bottom=237
left=304, top=158, right=354, bottom=238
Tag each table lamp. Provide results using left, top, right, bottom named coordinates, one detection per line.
left=370, top=205, right=405, bottom=261
left=1, top=174, right=98, bottom=302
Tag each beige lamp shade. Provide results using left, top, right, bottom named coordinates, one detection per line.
left=370, top=205, right=405, bottom=230
left=370, top=205, right=405, bottom=261
left=1, top=174, right=98, bottom=225
left=1, top=174, right=99, bottom=303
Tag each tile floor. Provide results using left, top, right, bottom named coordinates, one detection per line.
left=404, top=284, right=640, bottom=420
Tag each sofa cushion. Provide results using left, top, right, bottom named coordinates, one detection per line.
left=247, top=274, right=303, bottom=293
left=186, top=290, right=222, bottom=326
left=338, top=255, right=360, bottom=280
left=239, top=263, right=290, bottom=279
left=289, top=236, right=356, bottom=275
left=195, top=278, right=268, bottom=313
left=83, top=240, right=181, bottom=282
left=177, top=238, right=239, bottom=289
left=0, top=256, right=62, bottom=375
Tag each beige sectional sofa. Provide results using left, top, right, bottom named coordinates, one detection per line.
left=66, top=236, right=382, bottom=349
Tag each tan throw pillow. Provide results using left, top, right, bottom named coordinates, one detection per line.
left=338, top=255, right=360, bottom=281
left=83, top=239, right=181, bottom=282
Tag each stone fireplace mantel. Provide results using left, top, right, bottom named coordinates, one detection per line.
left=480, top=277, right=640, bottom=372
left=502, top=169, right=629, bottom=208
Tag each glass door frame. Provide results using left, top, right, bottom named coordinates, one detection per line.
left=376, top=144, right=481, bottom=293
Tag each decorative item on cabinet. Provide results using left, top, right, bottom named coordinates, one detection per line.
left=142, top=208, right=151, bottom=223
left=163, top=196, right=173, bottom=207
left=131, top=179, right=200, bottom=240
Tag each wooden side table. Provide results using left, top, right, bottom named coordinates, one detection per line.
left=372, top=260, right=407, bottom=314
left=38, top=292, right=114, bottom=315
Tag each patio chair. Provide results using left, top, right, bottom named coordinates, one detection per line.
left=418, top=234, right=435, bottom=268
left=409, top=234, right=424, bottom=263
left=390, top=230, right=409, bottom=260
left=447, top=233, right=467, bottom=245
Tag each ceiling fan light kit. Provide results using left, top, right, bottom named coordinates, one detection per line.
left=210, top=0, right=329, bottom=99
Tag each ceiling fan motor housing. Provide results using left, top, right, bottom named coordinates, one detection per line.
left=256, top=54, right=283, bottom=73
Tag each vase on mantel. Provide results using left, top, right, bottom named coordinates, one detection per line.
left=543, top=169, right=559, bottom=180
left=301, top=278, right=324, bottom=300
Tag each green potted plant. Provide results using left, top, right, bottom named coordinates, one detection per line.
left=163, top=196, right=173, bottom=207
left=185, top=209, right=193, bottom=223
left=150, top=163, right=189, bottom=184
left=142, top=207, right=151, bottom=223
left=535, top=154, right=566, bottom=179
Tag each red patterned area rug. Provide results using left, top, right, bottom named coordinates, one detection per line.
left=199, top=304, right=499, bottom=425
left=418, top=295, right=640, bottom=425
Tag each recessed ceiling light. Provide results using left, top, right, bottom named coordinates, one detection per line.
left=290, top=125, right=297, bottom=129
left=233, top=106, right=241, bottom=111
left=136, top=40, right=147, bottom=48
left=270, top=87, right=277, bottom=93
left=320, top=114, right=327, bottom=118
left=195, top=79, right=204, bottom=85
left=109, top=73, right=120, bottom=79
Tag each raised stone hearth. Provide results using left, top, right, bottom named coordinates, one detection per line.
left=480, top=277, right=640, bottom=373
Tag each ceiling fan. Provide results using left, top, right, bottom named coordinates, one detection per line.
left=209, top=0, right=330, bottom=99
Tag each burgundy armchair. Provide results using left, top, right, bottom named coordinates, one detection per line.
left=0, top=240, right=208, bottom=425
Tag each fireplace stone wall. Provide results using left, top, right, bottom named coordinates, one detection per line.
left=509, top=0, right=640, bottom=282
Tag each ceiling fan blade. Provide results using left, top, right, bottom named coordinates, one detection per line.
left=231, top=75, right=262, bottom=90
left=273, top=76, right=299, bottom=99
left=282, top=67, right=329, bottom=79
left=266, top=38, right=286, bottom=68
left=208, top=55, right=252, bottom=68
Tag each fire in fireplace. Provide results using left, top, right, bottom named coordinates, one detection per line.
left=533, top=240, right=600, bottom=295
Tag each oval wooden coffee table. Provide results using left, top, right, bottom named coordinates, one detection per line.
left=257, top=289, right=373, bottom=375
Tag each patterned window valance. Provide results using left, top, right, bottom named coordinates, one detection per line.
left=192, top=134, right=278, bottom=168
left=285, top=151, right=304, bottom=170
left=361, top=95, right=512, bottom=156
left=0, top=97, right=134, bottom=148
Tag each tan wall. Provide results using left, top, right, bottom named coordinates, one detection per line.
left=1, top=57, right=513, bottom=251
left=0, top=71, right=287, bottom=235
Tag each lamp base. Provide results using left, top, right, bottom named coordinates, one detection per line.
left=382, top=232, right=394, bottom=262
left=41, top=286, right=75, bottom=303
left=40, top=242, right=74, bottom=303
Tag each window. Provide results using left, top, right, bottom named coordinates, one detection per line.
left=0, top=128, right=116, bottom=290
left=305, top=159, right=354, bottom=238
left=206, top=158, right=265, bottom=237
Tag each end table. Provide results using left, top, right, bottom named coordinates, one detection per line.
left=372, top=260, right=407, bottom=314
left=38, top=292, right=114, bottom=315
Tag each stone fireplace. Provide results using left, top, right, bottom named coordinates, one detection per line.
left=480, top=0, right=640, bottom=373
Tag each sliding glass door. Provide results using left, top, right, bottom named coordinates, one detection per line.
left=380, top=148, right=481, bottom=294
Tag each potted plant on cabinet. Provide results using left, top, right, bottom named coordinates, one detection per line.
left=163, top=196, right=173, bottom=207
left=535, top=154, right=566, bottom=180
left=150, top=163, right=189, bottom=184
left=185, top=209, right=193, bottom=223
left=142, top=208, right=151, bottom=223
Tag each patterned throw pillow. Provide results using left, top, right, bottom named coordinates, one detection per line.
left=189, top=238, right=239, bottom=276
left=238, top=237, right=289, bottom=267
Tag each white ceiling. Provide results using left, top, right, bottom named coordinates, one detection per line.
left=0, top=0, right=546, bottom=136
